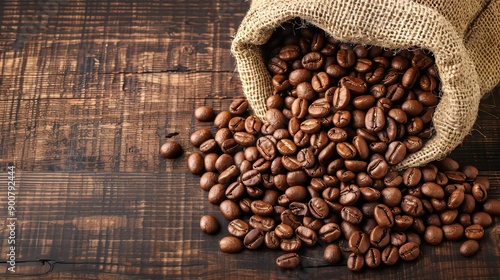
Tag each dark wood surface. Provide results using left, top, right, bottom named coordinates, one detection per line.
left=0, top=1, right=499, bottom=279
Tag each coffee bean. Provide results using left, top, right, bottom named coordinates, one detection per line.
left=160, top=141, right=183, bottom=159
left=302, top=52, right=324, bottom=70
left=219, top=236, right=244, bottom=253
left=264, top=231, right=281, bottom=249
left=421, top=182, right=445, bottom=199
left=200, top=215, right=219, bottom=234
left=381, top=245, right=399, bottom=265
left=472, top=212, right=493, bottom=228
left=365, top=107, right=385, bottom=133
left=460, top=240, right=480, bottom=257
left=339, top=184, right=361, bottom=205
left=256, top=136, right=277, bottom=160
left=309, top=98, right=331, bottom=117
left=385, top=141, right=407, bottom=165
left=280, top=236, right=302, bottom=252
left=399, top=241, right=420, bottom=261
left=349, top=231, right=371, bottom=254
left=401, top=195, right=425, bottom=217
left=188, top=153, right=205, bottom=175
left=323, top=244, right=342, bottom=264
left=214, top=111, right=233, bottom=129
left=190, top=128, right=212, bottom=148
left=483, top=199, right=500, bottom=216
left=472, top=182, right=488, bottom=203
left=276, top=253, right=301, bottom=269
left=442, top=223, right=464, bottom=241
left=244, top=228, right=265, bottom=249
left=465, top=224, right=484, bottom=240
left=374, top=204, right=394, bottom=228
left=289, top=69, right=312, bottom=86
left=296, top=225, right=318, bottom=246
left=309, top=197, right=330, bottom=219
left=341, top=206, right=363, bottom=225
left=228, top=219, right=250, bottom=238
left=199, top=139, right=218, bottom=153
left=337, top=48, right=356, bottom=68
left=220, top=199, right=242, bottom=220
left=347, top=253, right=364, bottom=271
left=194, top=106, right=216, bottom=122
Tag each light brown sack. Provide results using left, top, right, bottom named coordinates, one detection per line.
left=231, top=0, right=500, bottom=169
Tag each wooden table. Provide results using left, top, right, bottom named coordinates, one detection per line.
left=0, top=1, right=498, bottom=279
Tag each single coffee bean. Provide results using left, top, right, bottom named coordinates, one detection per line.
left=401, top=195, right=425, bottom=217
left=347, top=253, right=364, bottom=271
left=244, top=228, right=265, bottom=249
left=219, top=199, right=242, bottom=220
left=208, top=183, right=226, bottom=204
left=295, top=225, right=318, bottom=246
left=472, top=212, right=493, bottom=228
left=399, top=241, right=420, bottom=261
left=219, top=236, right=244, bottom=253
left=385, top=141, right=406, bottom=165
left=462, top=165, right=479, bottom=180
left=194, top=106, right=216, bottom=122
left=214, top=111, right=233, bottom=129
left=319, top=222, right=342, bottom=243
left=308, top=98, right=331, bottom=117
left=472, top=182, right=488, bottom=202
left=365, top=107, right=385, bottom=133
left=264, top=231, right=281, bottom=249
left=302, top=52, right=324, bottom=70
left=442, top=223, right=464, bottom=241
left=277, top=139, right=297, bottom=156
left=289, top=69, right=312, bottom=86
left=423, top=225, right=444, bottom=246
left=341, top=206, right=363, bottom=225
left=229, top=98, right=249, bottom=115
left=339, top=184, right=361, bottom=205
left=190, top=128, right=212, bottom=148
left=421, top=182, right=445, bottom=199
left=440, top=209, right=458, bottom=225
left=200, top=172, right=218, bottom=191
left=391, top=231, right=407, bottom=247
left=256, top=136, right=277, bottom=160
left=483, top=199, right=500, bottom=216
left=188, top=153, right=205, bottom=175
left=199, top=139, right=218, bottom=154
left=337, top=48, right=356, bottom=68
left=336, top=142, right=357, bottom=159
left=324, top=244, right=342, bottom=264
left=159, top=140, right=183, bottom=159
left=465, top=224, right=484, bottom=240
left=374, top=204, right=394, bottom=228
left=276, top=253, right=301, bottom=269
left=349, top=231, right=371, bottom=254
left=332, top=86, right=351, bottom=110
left=365, top=248, right=381, bottom=268
left=278, top=45, right=300, bottom=61
left=460, top=240, right=480, bottom=257
left=370, top=225, right=391, bottom=248
left=228, top=219, right=250, bottom=238
left=381, top=245, right=399, bottom=265
left=308, top=197, right=330, bottom=219
left=367, top=156, right=390, bottom=179
left=280, top=236, right=302, bottom=252
left=402, top=66, right=420, bottom=89
left=200, top=215, right=219, bottom=234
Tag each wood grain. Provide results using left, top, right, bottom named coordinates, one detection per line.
left=0, top=0, right=499, bottom=279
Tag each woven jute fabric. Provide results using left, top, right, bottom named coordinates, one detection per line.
left=231, top=0, right=499, bottom=168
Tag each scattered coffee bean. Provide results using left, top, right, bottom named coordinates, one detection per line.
left=200, top=215, right=219, bottom=234
left=160, top=141, right=183, bottom=159
left=194, top=106, right=216, bottom=122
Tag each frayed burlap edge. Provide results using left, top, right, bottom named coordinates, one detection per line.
left=231, top=0, right=482, bottom=169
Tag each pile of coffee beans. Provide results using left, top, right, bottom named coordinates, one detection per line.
left=184, top=21, right=498, bottom=271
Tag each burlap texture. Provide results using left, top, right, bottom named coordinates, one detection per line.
left=231, top=0, right=499, bottom=169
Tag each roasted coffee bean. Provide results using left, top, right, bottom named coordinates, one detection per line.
left=249, top=200, right=273, bottom=216
left=298, top=147, right=316, bottom=168
left=194, top=106, right=216, bottom=122
left=339, top=184, right=361, bottom=205
left=244, top=228, right=265, bottom=249
left=275, top=223, right=294, bottom=239
left=300, top=118, right=322, bottom=134
left=289, top=69, right=313, bottom=86
left=276, top=253, right=301, bottom=269
left=308, top=197, right=330, bottom=219
left=200, top=172, right=218, bottom=191
left=402, top=66, right=420, bottom=89
left=324, top=244, right=342, bottom=264
left=442, top=223, right=464, bottom=241
left=228, top=219, right=250, bottom=238
left=204, top=153, right=219, bottom=172
left=229, top=99, right=249, bottom=115
left=290, top=202, right=309, bottom=216
left=365, top=107, right=385, bottom=133
left=233, top=132, right=256, bottom=147
left=367, top=157, right=390, bottom=179
left=188, top=153, right=205, bottom=175
left=199, top=139, right=218, bottom=153
left=256, top=136, right=277, bottom=160
left=302, top=52, right=324, bottom=70
left=440, top=209, right=458, bottom=225
left=472, top=212, right=493, bottom=228
left=278, top=45, right=300, bottom=61
left=341, top=76, right=368, bottom=94
left=296, top=225, right=318, bottom=246
left=349, top=231, right=371, bottom=254
left=160, top=141, right=183, bottom=159
left=483, top=199, right=500, bottom=216
left=447, top=189, right=465, bottom=209
left=374, top=204, right=394, bottom=228
left=337, top=48, right=356, bottom=68
left=465, top=224, right=484, bottom=240
left=381, top=245, right=399, bottom=265
left=208, top=183, right=226, bottom=204
left=424, top=225, right=443, bottom=246
left=336, top=142, right=357, bottom=159
left=225, top=182, right=245, bottom=201
left=460, top=240, right=480, bottom=257
left=355, top=58, right=373, bottom=73
left=347, top=253, right=364, bottom=272
left=365, top=248, right=381, bottom=268
left=221, top=138, right=240, bottom=155
left=391, top=231, right=407, bottom=247
left=399, top=241, right=420, bottom=261
left=200, top=215, right=219, bottom=234
left=219, top=236, right=244, bottom=253
left=332, top=86, right=351, bottom=110
left=218, top=165, right=240, bottom=184
left=385, top=141, right=406, bottom=165
left=276, top=139, right=297, bottom=156
left=341, top=206, right=363, bottom=225
left=280, top=236, right=302, bottom=252
left=265, top=231, right=281, bottom=249
left=190, top=129, right=212, bottom=148
left=421, top=182, right=445, bottom=199
left=401, top=195, right=425, bottom=217
left=472, top=182, right=488, bottom=202
left=370, top=225, right=391, bottom=248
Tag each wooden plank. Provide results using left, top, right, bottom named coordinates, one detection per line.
left=0, top=0, right=499, bottom=279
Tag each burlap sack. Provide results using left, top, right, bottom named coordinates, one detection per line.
left=231, top=0, right=500, bottom=169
